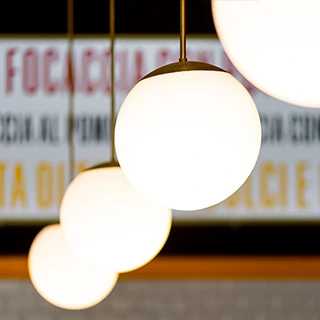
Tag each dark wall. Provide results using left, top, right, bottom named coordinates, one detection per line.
left=0, top=0, right=215, bottom=34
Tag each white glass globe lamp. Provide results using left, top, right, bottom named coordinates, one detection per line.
left=115, top=61, right=262, bottom=211
left=28, top=224, right=118, bottom=310
left=60, top=165, right=172, bottom=273
left=212, top=0, right=320, bottom=108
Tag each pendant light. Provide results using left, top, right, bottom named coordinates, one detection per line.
left=60, top=0, right=172, bottom=273
left=211, top=0, right=320, bottom=108
left=115, top=0, right=262, bottom=211
left=28, top=225, right=118, bottom=310
left=28, top=1, right=118, bottom=310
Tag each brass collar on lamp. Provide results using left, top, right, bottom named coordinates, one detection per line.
left=84, top=161, right=119, bottom=171
left=141, top=61, right=226, bottom=81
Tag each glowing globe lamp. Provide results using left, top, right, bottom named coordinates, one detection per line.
left=212, top=0, right=320, bottom=108
left=115, top=61, right=261, bottom=211
left=28, top=224, right=118, bottom=310
left=60, top=166, right=172, bottom=273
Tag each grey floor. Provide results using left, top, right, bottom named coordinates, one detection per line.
left=1, top=280, right=320, bottom=320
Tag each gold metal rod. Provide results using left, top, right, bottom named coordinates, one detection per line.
left=110, top=0, right=116, bottom=163
left=179, top=0, right=187, bottom=62
left=67, top=0, right=75, bottom=180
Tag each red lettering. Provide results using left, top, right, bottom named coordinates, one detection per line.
left=43, top=48, right=59, bottom=94
left=61, top=53, right=71, bottom=92
left=197, top=51, right=213, bottom=64
left=101, top=50, right=111, bottom=94
left=61, top=52, right=80, bottom=93
left=23, top=48, right=39, bottom=95
left=133, top=51, right=144, bottom=83
left=6, top=49, right=17, bottom=93
left=117, top=51, right=128, bottom=91
left=82, top=49, right=98, bottom=94
left=157, top=49, right=170, bottom=67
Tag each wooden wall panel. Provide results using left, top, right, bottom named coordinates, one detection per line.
left=1, top=255, right=320, bottom=280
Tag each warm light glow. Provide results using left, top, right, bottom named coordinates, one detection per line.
left=115, top=70, right=261, bottom=211
left=60, top=167, right=172, bottom=273
left=28, top=224, right=118, bottom=310
left=212, top=0, right=320, bottom=108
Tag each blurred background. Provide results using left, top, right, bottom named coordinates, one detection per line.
left=1, top=0, right=320, bottom=319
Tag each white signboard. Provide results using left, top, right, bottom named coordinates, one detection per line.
left=0, top=37, right=320, bottom=223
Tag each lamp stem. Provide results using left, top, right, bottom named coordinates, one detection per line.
left=110, top=0, right=116, bottom=163
left=67, top=0, right=75, bottom=181
left=179, top=0, right=187, bottom=62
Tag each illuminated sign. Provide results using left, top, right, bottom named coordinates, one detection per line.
left=0, top=37, right=320, bottom=222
